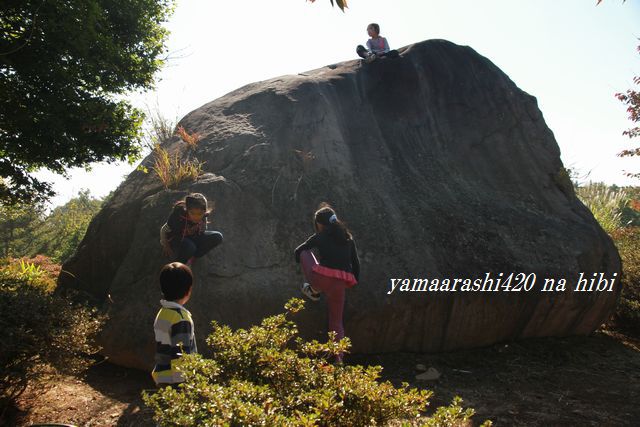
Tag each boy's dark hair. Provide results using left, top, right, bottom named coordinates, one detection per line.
left=186, top=193, right=207, bottom=210
left=314, top=203, right=353, bottom=245
left=174, top=193, right=214, bottom=214
left=368, top=23, right=380, bottom=35
left=160, top=262, right=193, bottom=301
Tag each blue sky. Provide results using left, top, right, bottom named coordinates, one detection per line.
left=37, top=0, right=640, bottom=207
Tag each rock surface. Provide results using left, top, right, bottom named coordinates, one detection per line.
left=416, top=367, right=441, bottom=381
left=59, top=39, right=622, bottom=370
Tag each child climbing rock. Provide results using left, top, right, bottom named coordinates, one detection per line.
left=356, top=22, right=399, bottom=63
left=160, top=193, right=223, bottom=265
left=152, top=262, right=197, bottom=386
left=294, top=203, right=360, bottom=364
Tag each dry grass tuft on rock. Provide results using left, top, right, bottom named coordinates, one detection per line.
left=151, top=145, right=204, bottom=189
left=175, top=126, right=201, bottom=150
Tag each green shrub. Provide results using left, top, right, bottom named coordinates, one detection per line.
left=143, top=298, right=481, bottom=426
left=0, top=255, right=61, bottom=292
left=421, top=396, right=493, bottom=427
left=0, top=259, right=104, bottom=410
left=611, top=226, right=640, bottom=332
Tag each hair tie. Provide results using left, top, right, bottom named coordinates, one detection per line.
left=329, top=214, right=338, bottom=224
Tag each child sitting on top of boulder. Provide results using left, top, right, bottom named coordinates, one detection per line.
left=356, top=23, right=399, bottom=63
left=160, top=193, right=223, bottom=266
left=151, top=262, right=197, bottom=387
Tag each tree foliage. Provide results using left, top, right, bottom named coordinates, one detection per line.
left=597, top=0, right=638, bottom=179
left=0, top=189, right=104, bottom=263
left=308, top=0, right=348, bottom=12
left=32, top=189, right=103, bottom=263
left=0, top=0, right=175, bottom=205
left=0, top=198, right=44, bottom=258
left=616, top=48, right=640, bottom=179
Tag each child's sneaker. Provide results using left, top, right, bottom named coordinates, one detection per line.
left=301, top=282, right=320, bottom=301
left=365, top=53, right=377, bottom=63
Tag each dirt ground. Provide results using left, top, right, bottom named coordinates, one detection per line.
left=8, top=327, right=640, bottom=426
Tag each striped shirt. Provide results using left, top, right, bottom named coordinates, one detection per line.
left=151, top=300, right=197, bottom=384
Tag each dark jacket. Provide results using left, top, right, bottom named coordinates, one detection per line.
left=294, top=230, right=360, bottom=281
left=165, top=204, right=209, bottom=245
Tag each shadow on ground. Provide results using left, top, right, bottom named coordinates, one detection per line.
left=350, top=329, right=640, bottom=426
left=13, top=329, right=640, bottom=426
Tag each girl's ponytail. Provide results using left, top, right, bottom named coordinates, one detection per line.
left=314, top=203, right=352, bottom=244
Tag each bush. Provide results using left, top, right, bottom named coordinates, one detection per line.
left=611, top=226, right=640, bottom=332
left=0, top=255, right=61, bottom=292
left=0, top=258, right=104, bottom=411
left=143, top=298, right=482, bottom=426
left=421, top=396, right=479, bottom=427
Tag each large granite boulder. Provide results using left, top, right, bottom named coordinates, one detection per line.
left=59, top=39, right=622, bottom=370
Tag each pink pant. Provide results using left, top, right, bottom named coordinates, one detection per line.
left=300, top=250, right=348, bottom=360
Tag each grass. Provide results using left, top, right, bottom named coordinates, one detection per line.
left=175, top=126, right=201, bottom=150
left=151, top=144, right=204, bottom=189
left=575, top=182, right=629, bottom=234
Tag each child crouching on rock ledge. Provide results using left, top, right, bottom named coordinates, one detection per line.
left=160, top=193, right=223, bottom=266
left=151, top=262, right=197, bottom=387
left=294, top=203, right=361, bottom=364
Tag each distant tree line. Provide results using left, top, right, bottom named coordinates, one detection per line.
left=0, top=189, right=105, bottom=263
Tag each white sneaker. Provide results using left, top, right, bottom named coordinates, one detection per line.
left=301, top=282, right=320, bottom=301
